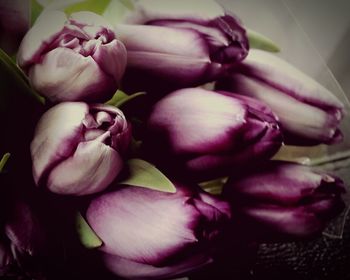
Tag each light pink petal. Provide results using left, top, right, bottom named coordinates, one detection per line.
left=30, top=102, right=88, bottom=185
left=70, top=11, right=114, bottom=31
left=92, top=39, right=127, bottom=82
left=148, top=88, right=246, bottom=154
left=243, top=50, right=345, bottom=110
left=86, top=187, right=200, bottom=265
left=17, top=10, right=67, bottom=68
left=228, top=73, right=342, bottom=143
left=47, top=133, right=123, bottom=195
left=29, top=47, right=116, bottom=102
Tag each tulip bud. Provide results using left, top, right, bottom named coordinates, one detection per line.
left=118, top=0, right=248, bottom=94
left=17, top=10, right=127, bottom=103
left=144, top=88, right=283, bottom=181
left=85, top=183, right=231, bottom=279
left=216, top=49, right=345, bottom=145
left=31, top=102, right=131, bottom=195
left=223, top=161, right=345, bottom=241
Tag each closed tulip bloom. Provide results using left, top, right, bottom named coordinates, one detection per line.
left=86, top=183, right=231, bottom=279
left=17, top=10, right=127, bottom=103
left=223, top=161, right=345, bottom=241
left=31, top=102, right=131, bottom=195
left=118, top=0, right=248, bottom=94
left=144, top=88, right=282, bottom=181
left=216, top=49, right=345, bottom=145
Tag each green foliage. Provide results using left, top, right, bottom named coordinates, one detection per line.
left=248, top=29, right=281, bottom=53
left=64, top=0, right=111, bottom=15
left=0, top=153, right=11, bottom=173
left=75, top=212, right=103, bottom=249
left=106, top=90, right=146, bottom=108
left=119, top=159, right=176, bottom=193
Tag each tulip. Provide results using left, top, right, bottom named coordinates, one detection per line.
left=31, top=102, right=131, bottom=195
left=0, top=0, right=30, bottom=54
left=144, top=88, right=283, bottom=181
left=117, top=0, right=249, bottom=94
left=17, top=10, right=127, bottom=103
left=85, top=183, right=231, bottom=279
left=223, top=161, right=345, bottom=241
left=216, top=49, right=345, bottom=145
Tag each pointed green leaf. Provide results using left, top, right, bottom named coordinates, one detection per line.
left=248, top=29, right=280, bottom=53
left=75, top=212, right=103, bottom=249
left=119, top=159, right=176, bottom=193
left=199, top=177, right=227, bottom=195
left=0, top=153, right=11, bottom=173
left=106, top=90, right=146, bottom=108
left=65, top=0, right=111, bottom=15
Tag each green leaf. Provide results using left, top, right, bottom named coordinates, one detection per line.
left=199, top=177, right=227, bottom=195
left=106, top=90, right=146, bottom=108
left=248, top=29, right=280, bottom=53
left=0, top=48, right=45, bottom=105
left=75, top=212, right=103, bottom=249
left=31, top=0, right=44, bottom=25
left=119, top=159, right=176, bottom=193
left=0, top=153, right=11, bottom=173
left=65, top=0, right=111, bottom=15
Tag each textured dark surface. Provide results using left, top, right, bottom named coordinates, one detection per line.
left=250, top=157, right=350, bottom=280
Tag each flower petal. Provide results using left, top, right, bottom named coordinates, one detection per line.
left=30, top=102, right=88, bottom=185
left=103, top=252, right=212, bottom=280
left=47, top=133, right=123, bottom=195
left=17, top=10, right=67, bottom=69
left=92, top=39, right=127, bottom=82
left=29, top=47, right=116, bottom=102
left=86, top=186, right=200, bottom=265
left=147, top=88, right=247, bottom=154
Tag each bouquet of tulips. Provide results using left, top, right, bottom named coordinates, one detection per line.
left=0, top=0, right=347, bottom=279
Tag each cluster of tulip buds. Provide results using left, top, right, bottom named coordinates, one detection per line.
left=0, top=0, right=347, bottom=279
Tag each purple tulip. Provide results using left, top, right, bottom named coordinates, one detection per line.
left=85, top=183, right=231, bottom=279
left=144, top=88, right=283, bottom=181
left=17, top=10, right=127, bottom=103
left=31, top=102, right=131, bottom=195
left=118, top=0, right=248, bottom=94
left=216, top=49, right=345, bottom=145
left=0, top=0, right=30, bottom=54
left=223, top=161, right=345, bottom=241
